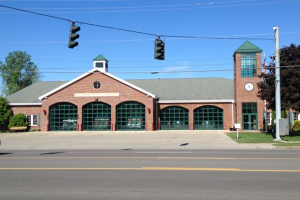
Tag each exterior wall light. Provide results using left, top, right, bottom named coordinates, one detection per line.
left=43, top=109, right=47, bottom=115
left=147, top=108, right=151, bottom=114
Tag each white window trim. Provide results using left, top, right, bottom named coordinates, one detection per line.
left=293, top=112, right=300, bottom=121
left=26, top=115, right=39, bottom=126
left=266, top=112, right=272, bottom=125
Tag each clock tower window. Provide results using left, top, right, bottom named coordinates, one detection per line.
left=241, top=53, right=257, bottom=77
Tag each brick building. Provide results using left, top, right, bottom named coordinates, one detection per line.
left=7, top=41, right=275, bottom=132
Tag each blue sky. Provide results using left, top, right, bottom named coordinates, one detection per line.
left=0, top=0, right=300, bottom=88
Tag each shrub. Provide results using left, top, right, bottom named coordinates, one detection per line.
left=8, top=113, right=28, bottom=129
left=272, top=110, right=288, bottom=125
left=292, top=120, right=300, bottom=132
left=267, top=125, right=273, bottom=132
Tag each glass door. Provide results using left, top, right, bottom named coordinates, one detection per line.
left=243, top=114, right=257, bottom=130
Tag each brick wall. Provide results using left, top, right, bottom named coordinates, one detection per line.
left=158, top=103, right=234, bottom=130
left=234, top=53, right=265, bottom=130
left=10, top=105, right=42, bottom=130
left=40, top=72, right=155, bottom=131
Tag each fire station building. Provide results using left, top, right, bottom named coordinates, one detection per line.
left=7, top=41, right=266, bottom=132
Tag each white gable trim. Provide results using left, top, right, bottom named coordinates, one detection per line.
left=38, top=69, right=157, bottom=100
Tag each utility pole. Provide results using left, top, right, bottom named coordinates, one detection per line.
left=274, top=26, right=281, bottom=141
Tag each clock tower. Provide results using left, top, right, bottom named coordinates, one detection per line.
left=234, top=41, right=265, bottom=131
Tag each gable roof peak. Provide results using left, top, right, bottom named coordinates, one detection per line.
left=234, top=41, right=262, bottom=55
left=93, top=54, right=108, bottom=62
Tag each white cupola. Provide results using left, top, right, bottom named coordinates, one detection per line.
left=93, top=54, right=108, bottom=72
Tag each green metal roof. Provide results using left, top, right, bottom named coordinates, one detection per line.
left=93, top=54, right=108, bottom=62
left=234, top=41, right=262, bottom=55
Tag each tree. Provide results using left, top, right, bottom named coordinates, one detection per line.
left=0, top=51, right=41, bottom=96
left=257, top=44, right=300, bottom=112
left=0, top=96, right=12, bottom=131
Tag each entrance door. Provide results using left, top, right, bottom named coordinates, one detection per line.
left=243, top=114, right=257, bottom=130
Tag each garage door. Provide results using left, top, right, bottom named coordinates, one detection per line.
left=116, top=101, right=145, bottom=131
left=82, top=102, right=111, bottom=131
left=194, top=106, right=223, bottom=130
left=160, top=106, right=189, bottom=130
left=49, top=102, right=78, bottom=131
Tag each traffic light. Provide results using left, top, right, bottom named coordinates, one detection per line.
left=154, top=39, right=165, bottom=60
left=68, top=22, right=80, bottom=49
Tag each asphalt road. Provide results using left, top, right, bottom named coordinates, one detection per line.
left=1, top=149, right=300, bottom=200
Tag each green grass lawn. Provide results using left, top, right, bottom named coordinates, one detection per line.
left=282, top=135, right=300, bottom=142
left=227, top=132, right=300, bottom=147
left=227, top=132, right=277, bottom=143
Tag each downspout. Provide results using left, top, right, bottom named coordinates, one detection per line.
left=156, top=100, right=158, bottom=130
left=232, top=100, right=234, bottom=128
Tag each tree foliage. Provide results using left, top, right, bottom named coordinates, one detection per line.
left=257, top=44, right=300, bottom=112
left=0, top=51, right=41, bottom=96
left=8, top=113, right=28, bottom=129
left=0, top=96, right=12, bottom=129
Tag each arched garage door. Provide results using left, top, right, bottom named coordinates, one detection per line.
left=116, top=101, right=145, bottom=131
left=160, top=106, right=189, bottom=130
left=83, top=102, right=111, bottom=131
left=194, top=106, right=223, bottom=130
left=49, top=102, right=78, bottom=131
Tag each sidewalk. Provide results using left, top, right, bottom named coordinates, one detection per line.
left=0, top=130, right=276, bottom=150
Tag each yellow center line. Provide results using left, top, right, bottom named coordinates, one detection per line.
left=142, top=167, right=240, bottom=171
left=0, top=167, right=300, bottom=172
left=1, top=156, right=300, bottom=160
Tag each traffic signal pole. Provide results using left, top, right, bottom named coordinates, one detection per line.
left=274, top=26, right=282, bottom=141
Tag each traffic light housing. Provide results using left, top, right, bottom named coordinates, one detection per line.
left=68, top=22, right=80, bottom=49
left=155, top=39, right=165, bottom=60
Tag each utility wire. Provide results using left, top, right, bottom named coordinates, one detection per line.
left=1, top=0, right=277, bottom=11
left=0, top=4, right=157, bottom=37
left=0, top=4, right=274, bottom=40
left=2, top=0, right=299, bottom=14
left=38, top=63, right=233, bottom=69
left=1, top=32, right=299, bottom=44
left=0, top=57, right=234, bottom=63
left=2, top=66, right=299, bottom=74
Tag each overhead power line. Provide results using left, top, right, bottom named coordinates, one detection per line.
left=2, top=66, right=299, bottom=74
left=1, top=0, right=299, bottom=13
left=0, top=57, right=233, bottom=62
left=38, top=63, right=233, bottom=69
left=0, top=4, right=274, bottom=40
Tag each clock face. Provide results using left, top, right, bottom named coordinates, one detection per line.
left=245, top=82, right=254, bottom=91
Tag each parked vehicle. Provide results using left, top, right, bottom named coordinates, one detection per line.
left=202, top=121, right=216, bottom=128
left=94, top=117, right=110, bottom=129
left=127, top=118, right=143, bottom=129
left=62, top=119, right=77, bottom=130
